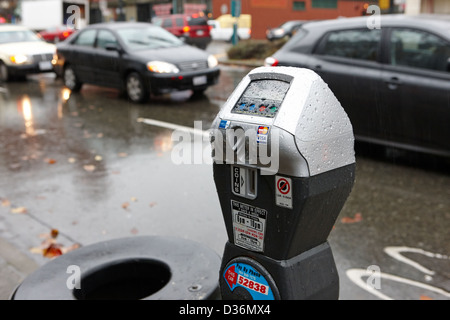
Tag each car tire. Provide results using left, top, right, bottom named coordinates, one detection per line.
left=0, top=61, right=9, bottom=82
left=63, top=65, right=82, bottom=92
left=126, top=72, right=149, bottom=103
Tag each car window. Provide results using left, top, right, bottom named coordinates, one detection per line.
left=187, top=16, right=208, bottom=27
left=73, top=29, right=97, bottom=47
left=390, top=28, right=450, bottom=72
left=96, top=30, right=118, bottom=49
left=175, top=17, right=184, bottom=27
left=317, top=29, right=381, bottom=62
left=116, top=26, right=183, bottom=50
left=162, top=18, right=173, bottom=28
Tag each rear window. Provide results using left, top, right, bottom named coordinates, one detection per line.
left=187, top=16, right=208, bottom=27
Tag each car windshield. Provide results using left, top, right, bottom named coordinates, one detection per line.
left=0, top=30, right=42, bottom=44
left=117, top=26, right=183, bottom=50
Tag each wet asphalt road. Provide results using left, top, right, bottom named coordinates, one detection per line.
left=0, top=63, right=449, bottom=300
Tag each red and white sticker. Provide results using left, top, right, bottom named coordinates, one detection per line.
left=275, top=176, right=293, bottom=209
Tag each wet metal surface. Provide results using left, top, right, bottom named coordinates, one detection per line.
left=0, top=66, right=449, bottom=300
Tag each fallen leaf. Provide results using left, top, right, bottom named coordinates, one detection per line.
left=94, top=155, right=103, bottom=161
left=31, top=229, right=80, bottom=259
left=131, top=197, right=137, bottom=202
left=420, top=295, right=433, bottom=300
left=11, top=207, right=27, bottom=214
left=50, top=228, right=59, bottom=239
left=130, top=227, right=139, bottom=235
left=149, top=202, right=157, bottom=208
left=68, top=157, right=76, bottom=163
left=96, top=133, right=104, bottom=138
left=45, top=158, right=57, bottom=164
left=83, top=164, right=96, bottom=172
left=1, top=199, right=11, bottom=207
left=118, top=152, right=128, bottom=157
left=341, top=213, right=362, bottom=224
left=43, top=243, right=63, bottom=258
left=122, top=202, right=130, bottom=210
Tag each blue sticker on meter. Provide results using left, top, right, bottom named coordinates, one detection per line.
left=219, top=120, right=231, bottom=129
left=223, top=262, right=275, bottom=300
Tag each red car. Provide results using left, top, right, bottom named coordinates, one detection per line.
left=39, top=26, right=75, bottom=43
left=153, top=13, right=212, bottom=49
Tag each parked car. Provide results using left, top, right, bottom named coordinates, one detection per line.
left=266, top=20, right=306, bottom=41
left=0, top=24, right=56, bottom=81
left=152, top=13, right=212, bottom=49
left=39, top=25, right=76, bottom=43
left=208, top=14, right=252, bottom=42
left=265, top=14, right=450, bottom=158
left=53, top=22, right=220, bottom=103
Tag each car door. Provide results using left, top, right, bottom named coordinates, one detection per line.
left=69, top=29, right=98, bottom=84
left=312, top=28, right=384, bottom=139
left=380, top=27, right=450, bottom=156
left=94, top=29, right=122, bottom=88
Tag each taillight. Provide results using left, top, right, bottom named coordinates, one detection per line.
left=183, top=26, right=190, bottom=33
left=62, top=31, right=70, bottom=38
left=264, top=57, right=279, bottom=67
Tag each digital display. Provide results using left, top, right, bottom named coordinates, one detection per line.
left=231, top=80, right=291, bottom=118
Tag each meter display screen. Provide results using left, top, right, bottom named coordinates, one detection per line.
left=231, top=80, right=291, bottom=118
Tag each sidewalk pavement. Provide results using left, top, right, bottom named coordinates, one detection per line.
left=0, top=237, right=39, bottom=300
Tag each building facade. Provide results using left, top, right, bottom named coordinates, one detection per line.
left=211, top=0, right=380, bottom=39
left=405, top=0, right=450, bottom=15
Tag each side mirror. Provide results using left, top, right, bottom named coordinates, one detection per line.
left=105, top=43, right=121, bottom=52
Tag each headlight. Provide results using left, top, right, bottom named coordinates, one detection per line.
left=208, top=55, right=218, bottom=68
left=147, top=61, right=179, bottom=73
left=274, top=29, right=285, bottom=36
left=10, top=54, right=31, bottom=65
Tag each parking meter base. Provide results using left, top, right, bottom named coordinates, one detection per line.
left=220, top=241, right=339, bottom=300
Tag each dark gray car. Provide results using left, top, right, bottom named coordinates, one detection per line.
left=54, top=22, right=220, bottom=103
left=265, top=14, right=450, bottom=158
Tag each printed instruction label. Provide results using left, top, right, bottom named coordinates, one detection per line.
left=275, top=176, right=293, bottom=209
left=231, top=200, right=267, bottom=252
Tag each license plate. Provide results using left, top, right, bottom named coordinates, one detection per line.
left=193, top=75, right=207, bottom=86
left=39, top=61, right=52, bottom=71
left=196, top=30, right=204, bottom=36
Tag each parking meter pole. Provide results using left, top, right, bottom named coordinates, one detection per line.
left=232, top=23, right=238, bottom=46
left=211, top=67, right=356, bottom=300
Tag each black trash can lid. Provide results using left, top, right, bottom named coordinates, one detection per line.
left=12, top=236, right=221, bottom=300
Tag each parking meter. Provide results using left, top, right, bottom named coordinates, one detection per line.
left=211, top=67, right=356, bottom=300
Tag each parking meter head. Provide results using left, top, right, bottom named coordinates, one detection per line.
left=211, top=67, right=355, bottom=177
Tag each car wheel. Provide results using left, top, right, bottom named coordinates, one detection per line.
left=63, top=65, right=82, bottom=92
left=126, top=72, right=149, bottom=103
left=0, top=62, right=9, bottom=82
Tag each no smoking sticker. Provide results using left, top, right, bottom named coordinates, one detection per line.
left=275, top=176, right=293, bottom=209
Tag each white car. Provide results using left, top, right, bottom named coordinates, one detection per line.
left=0, top=24, right=56, bottom=81
left=208, top=20, right=251, bottom=42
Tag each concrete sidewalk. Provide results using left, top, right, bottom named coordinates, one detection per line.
left=0, top=237, right=39, bottom=300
